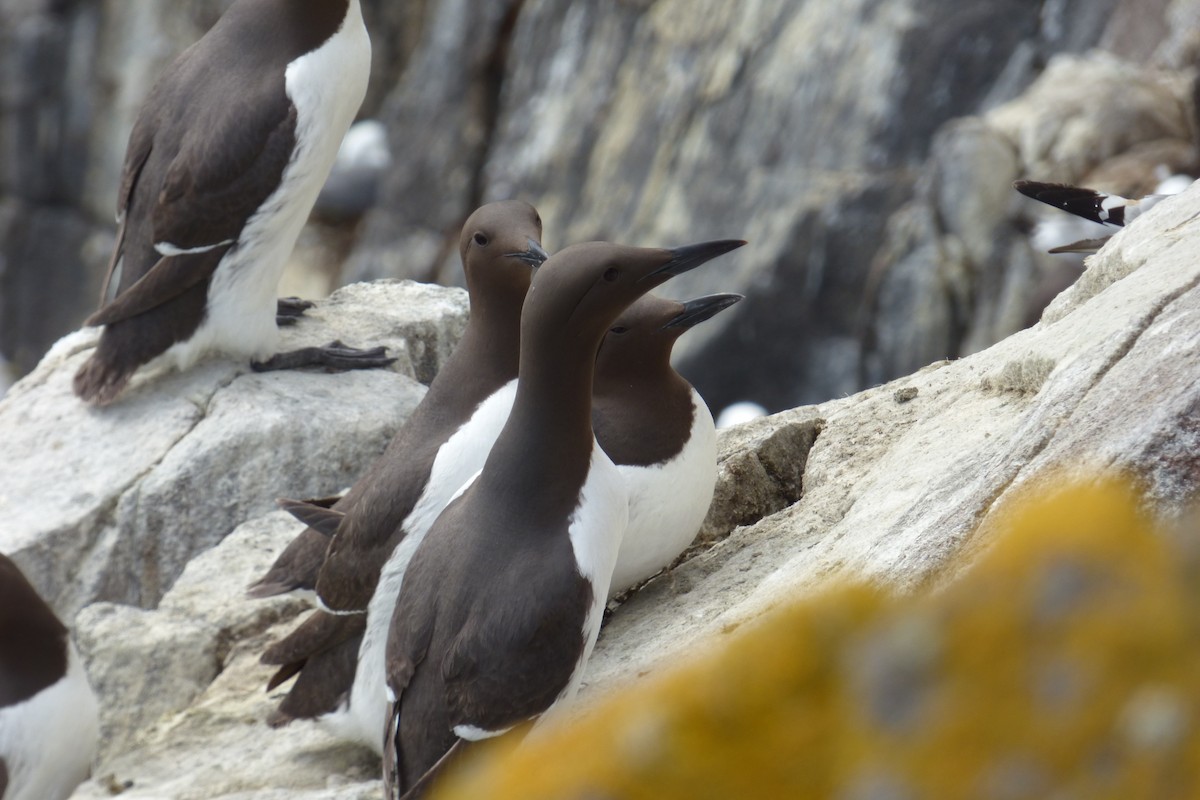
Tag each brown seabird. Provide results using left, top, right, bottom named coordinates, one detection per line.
left=74, top=0, right=384, bottom=405
left=254, top=201, right=547, bottom=742
left=594, top=292, right=743, bottom=592
left=382, top=238, right=746, bottom=797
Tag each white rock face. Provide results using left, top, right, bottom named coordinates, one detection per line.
left=585, top=180, right=1200, bottom=699
left=72, top=512, right=380, bottom=799
left=0, top=280, right=467, bottom=617
left=50, top=183, right=1200, bottom=799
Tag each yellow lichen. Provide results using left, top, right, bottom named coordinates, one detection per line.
left=434, top=481, right=1200, bottom=800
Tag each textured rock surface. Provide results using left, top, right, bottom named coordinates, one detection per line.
left=0, top=280, right=467, bottom=617
left=54, top=159, right=1200, bottom=800
left=863, top=49, right=1198, bottom=390
left=9, top=0, right=1198, bottom=411
left=438, top=483, right=1200, bottom=799
left=583, top=179, right=1200, bottom=704
left=353, top=0, right=1128, bottom=412
left=72, top=512, right=381, bottom=800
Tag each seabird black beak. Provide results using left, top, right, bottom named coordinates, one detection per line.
left=640, top=239, right=747, bottom=282
left=505, top=239, right=550, bottom=269
left=664, top=293, right=744, bottom=329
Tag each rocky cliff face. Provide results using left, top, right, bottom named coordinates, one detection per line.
left=5, top=0, right=1199, bottom=409
left=0, top=146, right=1190, bottom=799
left=2, top=6, right=1200, bottom=791
left=349, top=0, right=1136, bottom=412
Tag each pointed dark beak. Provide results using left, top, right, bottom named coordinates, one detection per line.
left=640, top=239, right=747, bottom=282
left=505, top=239, right=550, bottom=269
left=664, top=293, right=744, bottom=329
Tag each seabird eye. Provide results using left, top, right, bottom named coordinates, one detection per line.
left=473, top=232, right=489, bottom=247
left=610, top=326, right=629, bottom=335
left=603, top=267, right=619, bottom=282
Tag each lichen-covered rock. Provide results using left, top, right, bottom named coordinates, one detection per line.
left=0, top=280, right=466, bottom=617
left=434, top=482, right=1200, bottom=799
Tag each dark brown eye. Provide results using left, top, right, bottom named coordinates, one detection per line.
left=473, top=232, right=489, bottom=246
left=603, top=267, right=619, bottom=282
left=609, top=326, right=629, bottom=335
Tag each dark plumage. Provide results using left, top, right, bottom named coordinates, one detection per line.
left=74, top=0, right=373, bottom=404
left=254, top=201, right=547, bottom=742
left=383, top=239, right=745, bottom=798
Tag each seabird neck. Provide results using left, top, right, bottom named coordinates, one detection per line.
left=481, top=330, right=598, bottom=504
left=419, top=288, right=524, bottom=425
left=457, top=275, right=526, bottom=375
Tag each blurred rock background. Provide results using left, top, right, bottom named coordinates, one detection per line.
left=2, top=0, right=1199, bottom=410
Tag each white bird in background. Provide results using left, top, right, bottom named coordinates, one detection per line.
left=716, top=401, right=768, bottom=428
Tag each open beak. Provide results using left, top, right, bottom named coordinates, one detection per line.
left=505, top=238, right=550, bottom=268
left=639, top=239, right=746, bottom=282
left=664, top=293, right=744, bottom=329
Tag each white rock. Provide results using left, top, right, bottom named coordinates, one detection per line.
left=0, top=280, right=467, bottom=617
left=71, top=512, right=379, bottom=799
left=585, top=181, right=1200, bottom=701
left=61, top=183, right=1200, bottom=798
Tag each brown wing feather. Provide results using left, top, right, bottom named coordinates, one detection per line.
left=261, top=609, right=364, bottom=667
left=85, top=243, right=232, bottom=327
left=278, top=497, right=345, bottom=538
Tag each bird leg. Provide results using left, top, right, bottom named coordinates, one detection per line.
left=252, top=339, right=397, bottom=372
left=276, top=296, right=316, bottom=327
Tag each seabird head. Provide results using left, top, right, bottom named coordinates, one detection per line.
left=460, top=200, right=547, bottom=270
left=458, top=201, right=548, bottom=313
left=596, top=292, right=743, bottom=373
left=523, top=239, right=746, bottom=344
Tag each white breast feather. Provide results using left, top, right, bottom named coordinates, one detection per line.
left=330, top=380, right=518, bottom=752
left=548, top=444, right=628, bottom=712
left=609, top=389, right=718, bottom=593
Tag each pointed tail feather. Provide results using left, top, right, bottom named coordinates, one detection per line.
left=277, top=496, right=345, bottom=537
left=73, top=351, right=134, bottom=406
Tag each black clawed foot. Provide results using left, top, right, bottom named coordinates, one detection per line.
left=252, top=340, right=398, bottom=373
left=276, top=297, right=316, bottom=327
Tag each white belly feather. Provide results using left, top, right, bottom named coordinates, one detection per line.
left=608, top=389, right=718, bottom=594
left=327, top=380, right=519, bottom=751
left=537, top=444, right=628, bottom=727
